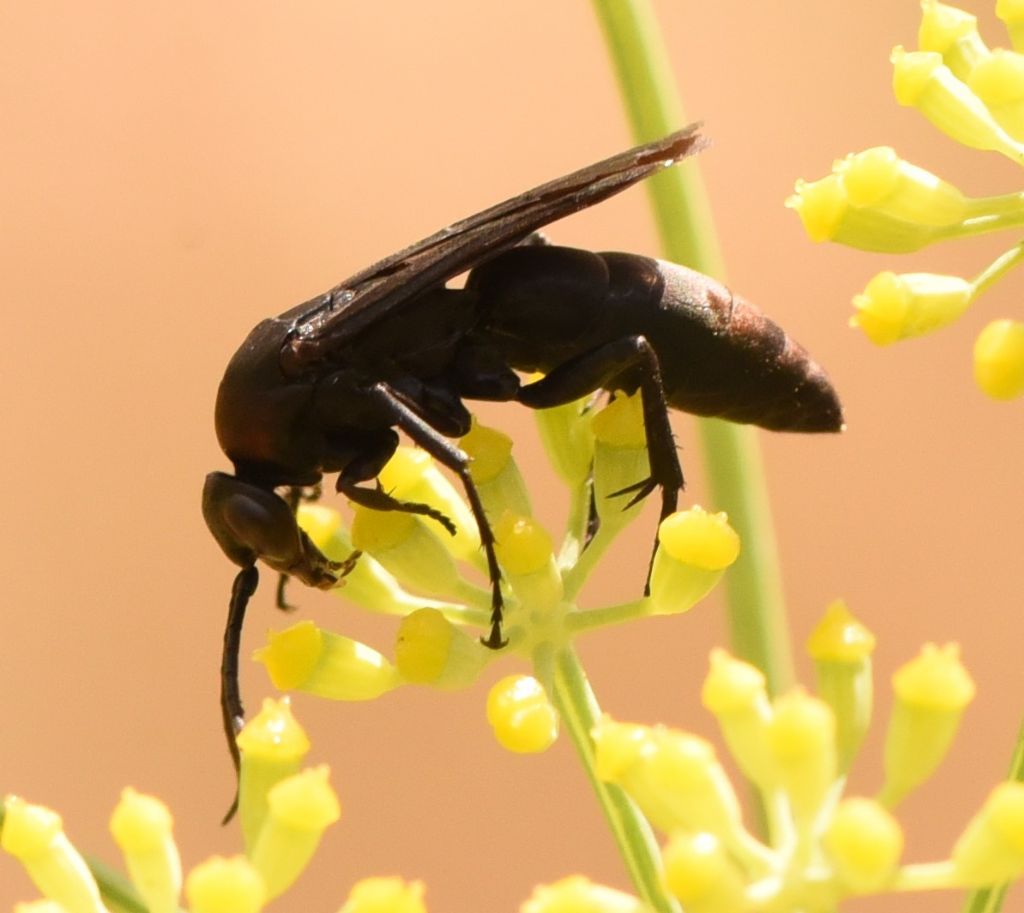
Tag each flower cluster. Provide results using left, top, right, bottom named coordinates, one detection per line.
left=549, top=601, right=1024, bottom=913
left=255, top=392, right=739, bottom=756
left=1, top=699, right=428, bottom=913
left=788, top=0, right=1024, bottom=399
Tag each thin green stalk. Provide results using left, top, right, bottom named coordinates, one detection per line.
left=551, top=646, right=680, bottom=913
left=971, top=239, right=1024, bottom=299
left=590, top=0, right=793, bottom=694
left=87, top=856, right=166, bottom=913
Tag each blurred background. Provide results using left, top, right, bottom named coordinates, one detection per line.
left=2, top=2, right=1021, bottom=910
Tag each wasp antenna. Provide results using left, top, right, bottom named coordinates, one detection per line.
left=220, top=564, right=259, bottom=825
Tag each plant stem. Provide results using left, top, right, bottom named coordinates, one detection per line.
left=589, top=0, right=793, bottom=694
left=551, top=647, right=679, bottom=913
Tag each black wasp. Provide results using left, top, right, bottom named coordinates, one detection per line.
left=204, top=124, right=842, bottom=800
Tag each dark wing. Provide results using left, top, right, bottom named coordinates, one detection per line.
left=279, top=124, right=707, bottom=372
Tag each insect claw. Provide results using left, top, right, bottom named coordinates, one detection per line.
left=609, top=476, right=658, bottom=508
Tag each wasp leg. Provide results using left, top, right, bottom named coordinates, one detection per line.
left=339, top=481, right=459, bottom=535
left=366, top=382, right=506, bottom=648
left=275, top=483, right=328, bottom=610
left=518, top=336, right=683, bottom=592
left=335, top=430, right=459, bottom=536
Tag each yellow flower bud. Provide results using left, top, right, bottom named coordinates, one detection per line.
left=351, top=507, right=462, bottom=599
left=765, top=690, right=837, bottom=823
left=997, top=0, right=1024, bottom=53
left=109, top=789, right=181, bottom=913
left=591, top=393, right=649, bottom=532
left=185, top=856, right=265, bottom=913
left=823, top=797, right=903, bottom=893
left=592, top=717, right=743, bottom=837
left=394, top=608, right=488, bottom=689
left=521, top=876, right=643, bottom=913
left=648, top=508, right=738, bottom=615
left=493, top=512, right=562, bottom=610
left=880, top=643, right=975, bottom=806
left=1, top=796, right=105, bottom=913
left=787, top=174, right=847, bottom=243
left=255, top=620, right=400, bottom=700
left=807, top=600, right=875, bottom=772
left=461, top=421, right=531, bottom=518
left=236, top=697, right=311, bottom=853
left=851, top=271, right=973, bottom=345
left=487, top=675, right=559, bottom=753
left=918, top=0, right=988, bottom=81
left=339, top=877, right=427, bottom=913
left=249, top=766, right=340, bottom=900
left=835, top=147, right=968, bottom=226
left=298, top=505, right=465, bottom=617
left=533, top=393, right=596, bottom=486
left=662, top=832, right=747, bottom=913
left=787, top=174, right=939, bottom=252
left=967, top=50, right=1024, bottom=139
left=891, top=47, right=1024, bottom=161
left=953, top=781, right=1024, bottom=885
left=974, top=318, right=1024, bottom=399
left=378, top=447, right=481, bottom=562
left=700, top=650, right=773, bottom=789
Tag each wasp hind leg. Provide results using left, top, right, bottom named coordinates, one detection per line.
left=517, top=335, right=684, bottom=593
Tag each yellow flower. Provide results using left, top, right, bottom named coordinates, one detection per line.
left=764, top=689, right=837, bottom=823
left=648, top=508, right=739, bottom=615
left=851, top=271, right=973, bottom=345
left=184, top=855, right=265, bottom=913
left=248, top=766, right=341, bottom=900
left=350, top=506, right=463, bottom=600
left=822, top=797, right=903, bottom=893
left=487, top=675, right=559, bottom=753
left=834, top=146, right=968, bottom=226
left=394, top=607, right=488, bottom=689
left=806, top=600, right=875, bottom=771
left=974, top=318, right=1024, bottom=398
left=592, top=716, right=743, bottom=838
left=891, top=46, right=1024, bottom=161
left=700, top=650, right=773, bottom=789
left=493, top=511, right=563, bottom=612
left=461, top=420, right=532, bottom=518
left=661, top=832, right=747, bottom=913
left=1, top=796, right=105, bottom=913
left=339, top=877, right=428, bottom=913
left=236, top=697, right=311, bottom=852
left=880, top=642, right=975, bottom=806
left=953, top=781, right=1024, bottom=885
left=109, top=789, right=181, bottom=913
left=520, top=876, right=643, bottom=913
left=378, top=447, right=481, bottom=561
left=255, top=620, right=401, bottom=700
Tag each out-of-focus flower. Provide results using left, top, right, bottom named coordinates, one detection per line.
left=2, top=707, right=351, bottom=913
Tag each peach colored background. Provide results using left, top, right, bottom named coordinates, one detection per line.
left=2, top=2, right=1022, bottom=911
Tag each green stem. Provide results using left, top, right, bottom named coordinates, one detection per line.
left=87, top=856, right=166, bottom=913
left=551, top=647, right=680, bottom=913
left=971, top=239, right=1024, bottom=299
left=590, top=0, right=793, bottom=695
left=566, top=598, right=650, bottom=635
